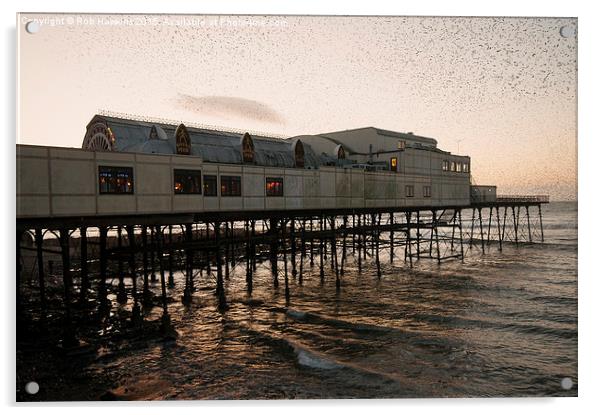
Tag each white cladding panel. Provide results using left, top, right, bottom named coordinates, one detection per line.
left=52, top=196, right=96, bottom=215
left=173, top=194, right=204, bottom=212
left=243, top=172, right=265, bottom=197
left=285, top=172, right=303, bottom=197
left=17, top=196, right=51, bottom=217
left=17, top=157, right=49, bottom=195
left=97, top=195, right=136, bottom=214
left=319, top=169, right=336, bottom=197
left=136, top=163, right=171, bottom=195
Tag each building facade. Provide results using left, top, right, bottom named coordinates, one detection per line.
left=16, top=114, right=478, bottom=218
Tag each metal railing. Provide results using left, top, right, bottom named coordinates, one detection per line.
left=495, top=195, right=550, bottom=203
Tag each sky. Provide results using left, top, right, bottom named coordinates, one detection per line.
left=17, top=14, right=577, bottom=200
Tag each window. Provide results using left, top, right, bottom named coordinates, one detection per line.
left=462, top=163, right=469, bottom=173
left=390, top=157, right=398, bottom=172
left=98, top=166, right=134, bottom=194
left=266, top=177, right=284, bottom=197
left=221, top=175, right=242, bottom=197
left=405, top=185, right=415, bottom=198
left=423, top=185, right=432, bottom=198
left=450, top=161, right=456, bottom=172
left=203, top=175, right=217, bottom=196
left=442, top=160, right=449, bottom=171
left=174, top=169, right=202, bottom=194
left=397, top=140, right=406, bottom=150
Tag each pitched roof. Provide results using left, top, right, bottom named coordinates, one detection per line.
left=85, top=114, right=321, bottom=168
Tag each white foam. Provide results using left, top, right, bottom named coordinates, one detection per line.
left=286, top=309, right=307, bottom=320
left=295, top=347, right=341, bottom=370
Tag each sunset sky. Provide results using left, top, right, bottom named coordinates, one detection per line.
left=17, top=14, right=577, bottom=200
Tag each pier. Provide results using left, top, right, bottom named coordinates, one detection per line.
left=17, top=196, right=549, bottom=347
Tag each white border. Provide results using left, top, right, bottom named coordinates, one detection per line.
left=2, top=1, right=600, bottom=414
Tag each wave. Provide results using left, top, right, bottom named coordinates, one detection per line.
left=543, top=223, right=577, bottom=230
left=528, top=295, right=577, bottom=306
left=294, top=345, right=343, bottom=370
left=238, top=323, right=392, bottom=375
left=406, top=312, right=577, bottom=340
left=285, top=309, right=396, bottom=334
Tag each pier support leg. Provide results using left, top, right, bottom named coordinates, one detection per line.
left=469, top=209, right=476, bottom=249
left=182, top=223, right=193, bottom=305
left=526, top=206, right=533, bottom=243
left=270, top=218, right=279, bottom=288
left=538, top=204, right=545, bottom=243
left=351, top=214, right=355, bottom=256
left=496, top=207, right=503, bottom=251
left=414, top=212, right=420, bottom=262
left=478, top=208, right=485, bottom=252
left=35, top=229, right=47, bottom=321
left=79, top=226, right=89, bottom=306
left=487, top=208, right=493, bottom=246
left=59, top=229, right=78, bottom=348
left=390, top=212, right=394, bottom=263
left=358, top=215, right=363, bottom=272
left=142, top=226, right=152, bottom=305
left=434, top=212, right=441, bottom=263
left=309, top=219, right=315, bottom=267
left=245, top=221, right=253, bottom=294
left=512, top=207, right=519, bottom=247
left=157, top=227, right=167, bottom=294
left=168, top=226, right=175, bottom=288
left=404, top=213, right=413, bottom=267
left=127, top=226, right=142, bottom=325
left=116, top=227, right=127, bottom=304
left=374, top=214, right=381, bottom=278
left=319, top=216, right=325, bottom=284
left=291, top=219, right=297, bottom=280
left=458, top=210, right=465, bottom=261
left=299, top=219, right=305, bottom=285
left=282, top=219, right=290, bottom=302
left=98, top=227, right=109, bottom=314
left=451, top=211, right=456, bottom=252
left=362, top=215, right=368, bottom=261
left=251, top=220, right=257, bottom=272
left=502, top=207, right=508, bottom=243
left=150, top=227, right=157, bottom=282
left=340, top=216, right=347, bottom=277
left=230, top=221, right=236, bottom=269
left=224, top=222, right=230, bottom=280
left=330, top=218, right=335, bottom=271
left=332, top=216, right=341, bottom=292
left=215, top=222, right=228, bottom=311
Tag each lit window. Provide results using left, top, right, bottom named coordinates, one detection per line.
left=203, top=175, right=217, bottom=197
left=221, top=175, right=242, bottom=197
left=462, top=163, right=469, bottom=173
left=174, top=169, right=202, bottom=194
left=442, top=160, right=449, bottom=171
left=397, top=140, right=406, bottom=150
left=98, top=166, right=134, bottom=194
left=390, top=157, right=398, bottom=172
left=266, top=177, right=284, bottom=197
left=450, top=161, right=456, bottom=172
left=423, top=185, right=432, bottom=198
left=405, top=185, right=414, bottom=198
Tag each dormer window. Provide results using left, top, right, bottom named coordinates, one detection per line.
left=241, top=132, right=255, bottom=163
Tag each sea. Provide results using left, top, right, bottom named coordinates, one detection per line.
left=19, top=201, right=578, bottom=400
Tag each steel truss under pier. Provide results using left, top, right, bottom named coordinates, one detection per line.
left=16, top=200, right=547, bottom=346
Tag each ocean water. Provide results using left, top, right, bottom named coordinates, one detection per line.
left=20, top=202, right=577, bottom=400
